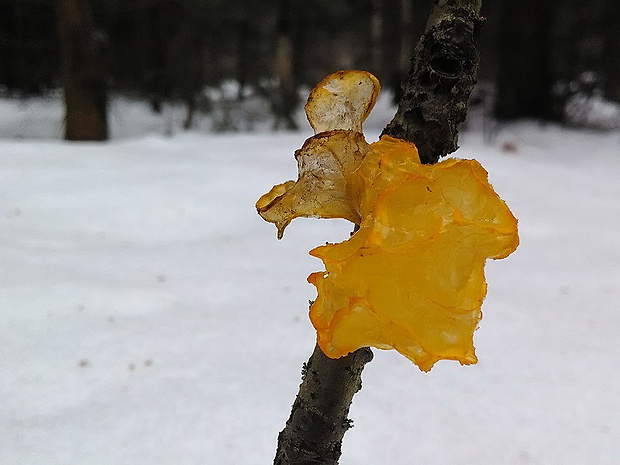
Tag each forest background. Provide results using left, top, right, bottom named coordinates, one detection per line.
left=2, top=0, right=620, bottom=134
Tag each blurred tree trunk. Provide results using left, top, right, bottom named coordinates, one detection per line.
left=146, top=4, right=167, bottom=114
left=387, top=0, right=432, bottom=104
left=602, top=0, right=620, bottom=101
left=397, top=0, right=413, bottom=83
left=56, top=0, right=108, bottom=141
left=494, top=0, right=556, bottom=120
left=390, top=0, right=414, bottom=103
left=273, top=1, right=484, bottom=464
left=236, top=19, right=250, bottom=101
left=181, top=33, right=205, bottom=131
left=273, top=0, right=298, bottom=130
left=370, top=0, right=383, bottom=74
left=292, top=1, right=306, bottom=88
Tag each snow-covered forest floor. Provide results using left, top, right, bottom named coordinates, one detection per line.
left=1, top=96, right=619, bottom=464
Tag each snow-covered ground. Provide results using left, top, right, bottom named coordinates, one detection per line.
left=1, top=96, right=619, bottom=465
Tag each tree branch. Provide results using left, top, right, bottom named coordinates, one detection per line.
left=273, top=1, right=484, bottom=463
left=383, top=0, right=483, bottom=164
left=274, top=344, right=373, bottom=465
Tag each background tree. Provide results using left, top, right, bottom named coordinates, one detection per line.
left=272, top=0, right=298, bottom=130
left=602, top=0, right=620, bottom=101
left=56, top=0, right=108, bottom=141
left=0, top=0, right=57, bottom=95
left=494, top=0, right=556, bottom=120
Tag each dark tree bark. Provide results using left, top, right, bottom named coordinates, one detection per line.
left=383, top=0, right=484, bottom=164
left=56, top=0, right=109, bottom=141
left=274, top=344, right=373, bottom=465
left=273, top=1, right=484, bottom=464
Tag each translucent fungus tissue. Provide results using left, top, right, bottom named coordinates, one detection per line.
left=256, top=70, right=519, bottom=371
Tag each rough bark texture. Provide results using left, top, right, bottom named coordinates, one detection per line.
left=273, top=1, right=484, bottom=464
left=274, top=344, right=373, bottom=465
left=382, top=0, right=483, bottom=164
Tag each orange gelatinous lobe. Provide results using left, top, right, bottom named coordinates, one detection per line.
left=256, top=71, right=519, bottom=371
left=309, top=136, right=518, bottom=371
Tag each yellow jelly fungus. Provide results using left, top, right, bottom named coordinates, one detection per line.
left=256, top=71, right=519, bottom=371
left=256, top=131, right=369, bottom=239
left=305, top=70, right=380, bottom=134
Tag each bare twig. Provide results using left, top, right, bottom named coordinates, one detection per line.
left=274, top=344, right=373, bottom=465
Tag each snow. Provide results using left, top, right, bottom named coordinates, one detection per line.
left=565, top=92, right=620, bottom=130
left=1, top=97, right=619, bottom=465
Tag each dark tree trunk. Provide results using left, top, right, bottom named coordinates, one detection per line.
left=388, top=0, right=433, bottom=104
left=292, top=1, right=307, bottom=90
left=494, top=0, right=556, bottom=121
left=183, top=96, right=197, bottom=130
left=602, top=0, right=620, bottom=101
left=56, top=0, right=108, bottom=141
left=391, top=0, right=414, bottom=103
left=370, top=0, right=384, bottom=75
left=236, top=19, right=250, bottom=102
left=273, top=1, right=484, bottom=464
left=146, top=4, right=167, bottom=114
left=273, top=0, right=298, bottom=130
left=180, top=33, right=205, bottom=131
left=0, top=1, right=57, bottom=95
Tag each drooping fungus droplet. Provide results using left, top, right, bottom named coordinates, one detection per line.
left=256, top=71, right=519, bottom=371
